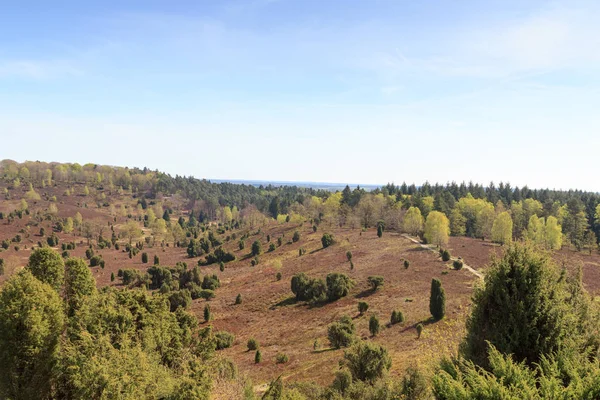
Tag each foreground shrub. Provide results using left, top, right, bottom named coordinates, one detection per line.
left=343, top=341, right=391, bottom=383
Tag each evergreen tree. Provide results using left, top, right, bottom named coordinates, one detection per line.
left=429, top=278, right=446, bottom=320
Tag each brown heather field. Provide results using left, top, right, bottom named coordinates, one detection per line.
left=2, top=181, right=600, bottom=389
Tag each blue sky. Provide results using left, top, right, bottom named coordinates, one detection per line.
left=1, top=0, right=599, bottom=190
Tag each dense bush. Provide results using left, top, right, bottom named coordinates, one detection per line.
left=141, top=252, right=148, bottom=263
left=358, top=301, right=369, bottom=315
left=201, top=274, right=220, bottom=290
left=89, top=255, right=103, bottom=267
left=390, top=310, right=405, bottom=325
left=292, top=231, right=300, bottom=242
left=404, top=260, right=410, bottom=269
left=326, top=273, right=353, bottom=301
left=147, top=265, right=172, bottom=289
left=275, top=353, right=289, bottom=364
left=235, top=293, right=242, bottom=304
left=440, top=249, right=451, bottom=262
left=268, top=243, right=276, bottom=252
left=247, top=338, right=259, bottom=351
left=369, top=314, right=380, bottom=336
left=215, top=331, right=235, bottom=350
left=343, top=341, right=391, bottom=383
left=291, top=272, right=326, bottom=302
left=167, top=289, right=192, bottom=312
left=367, top=275, right=384, bottom=291
left=251, top=240, right=262, bottom=256
left=328, top=315, right=356, bottom=349
left=321, top=233, right=334, bottom=248
left=203, top=247, right=236, bottom=265
left=453, top=259, right=463, bottom=270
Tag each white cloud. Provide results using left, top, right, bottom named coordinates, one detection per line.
left=0, top=59, right=83, bottom=80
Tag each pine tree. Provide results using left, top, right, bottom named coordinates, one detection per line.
left=429, top=278, right=446, bottom=320
left=255, top=350, right=262, bottom=364
left=203, top=304, right=211, bottom=322
left=369, top=314, right=380, bottom=336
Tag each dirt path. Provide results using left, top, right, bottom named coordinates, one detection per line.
left=401, top=234, right=484, bottom=279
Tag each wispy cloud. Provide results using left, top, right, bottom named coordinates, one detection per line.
left=0, top=59, right=83, bottom=80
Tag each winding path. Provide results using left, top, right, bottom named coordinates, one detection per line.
left=401, top=234, right=484, bottom=279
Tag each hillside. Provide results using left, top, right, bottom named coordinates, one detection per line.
left=2, top=160, right=600, bottom=398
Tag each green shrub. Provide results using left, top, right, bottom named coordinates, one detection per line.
left=167, top=289, right=192, bottom=312
left=369, top=314, right=380, bottom=336
left=141, top=252, right=148, bottom=263
left=416, top=323, right=423, bottom=339
left=404, top=260, right=410, bottom=269
left=429, top=278, right=446, bottom=320
left=391, top=310, right=405, bottom=325
left=203, top=303, right=211, bottom=322
left=343, top=341, right=391, bottom=383
left=215, top=331, right=235, bottom=350
left=327, top=315, right=356, bottom=349
left=275, top=353, right=289, bottom=364
left=321, top=233, right=333, bottom=248
left=255, top=350, right=262, bottom=364
left=292, top=231, right=300, bottom=243
left=453, top=259, right=463, bottom=270
left=153, top=254, right=160, bottom=265
left=326, top=273, right=353, bottom=301
left=110, top=272, right=115, bottom=282
left=346, top=251, right=352, bottom=261
left=441, top=249, right=451, bottom=262
left=276, top=272, right=282, bottom=281
left=239, top=240, right=245, bottom=250
left=247, top=338, right=259, bottom=351
left=367, top=276, right=384, bottom=291
left=268, top=243, right=276, bottom=252
left=235, top=293, right=242, bottom=304
left=251, top=240, right=262, bottom=256
left=358, top=301, right=369, bottom=315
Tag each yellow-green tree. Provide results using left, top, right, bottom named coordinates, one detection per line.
left=222, top=206, right=233, bottom=225
left=491, top=211, right=513, bottom=245
left=544, top=216, right=563, bottom=250
left=122, top=220, right=142, bottom=244
left=424, top=211, right=450, bottom=247
left=74, top=212, right=83, bottom=227
left=526, top=215, right=545, bottom=245
left=404, top=207, right=424, bottom=236
left=64, top=217, right=74, bottom=234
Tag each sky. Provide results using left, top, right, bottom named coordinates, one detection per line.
left=1, top=0, right=599, bottom=191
